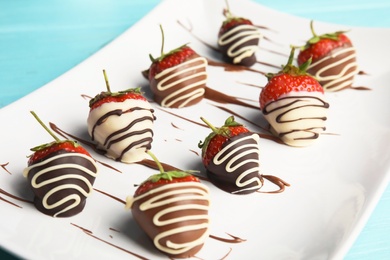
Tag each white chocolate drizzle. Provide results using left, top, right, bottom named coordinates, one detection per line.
left=212, top=133, right=262, bottom=193
left=126, top=182, right=210, bottom=255
left=218, top=24, right=262, bottom=64
left=155, top=57, right=207, bottom=108
left=309, top=46, right=358, bottom=92
left=23, top=153, right=98, bottom=217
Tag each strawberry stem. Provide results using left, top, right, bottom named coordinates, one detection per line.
left=146, top=150, right=165, bottom=173
left=200, top=117, right=219, bottom=133
left=310, top=20, right=317, bottom=37
left=30, top=111, right=60, bottom=142
left=159, top=24, right=165, bottom=58
left=102, top=69, right=111, bottom=93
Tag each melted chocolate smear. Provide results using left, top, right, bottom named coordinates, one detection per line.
left=155, top=107, right=207, bottom=128
left=350, top=86, right=372, bottom=91
left=0, top=196, right=22, bottom=208
left=137, top=159, right=181, bottom=172
left=171, top=122, right=183, bottom=130
left=93, top=188, right=126, bottom=205
left=205, top=86, right=260, bottom=110
left=109, top=227, right=121, bottom=233
left=1, top=162, right=12, bottom=175
left=49, top=122, right=122, bottom=173
left=358, top=70, right=369, bottom=75
left=207, top=58, right=266, bottom=75
left=0, top=188, right=33, bottom=204
left=71, top=223, right=148, bottom=260
left=254, top=24, right=277, bottom=32
left=258, top=174, right=290, bottom=194
left=256, top=60, right=281, bottom=69
left=236, top=81, right=263, bottom=89
left=209, top=233, right=247, bottom=244
left=190, top=149, right=199, bottom=156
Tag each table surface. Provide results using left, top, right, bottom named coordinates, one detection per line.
left=0, top=0, right=389, bottom=259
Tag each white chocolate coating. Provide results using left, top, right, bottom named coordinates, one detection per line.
left=126, top=182, right=210, bottom=256
left=87, top=98, right=154, bottom=163
left=218, top=24, right=262, bottom=64
left=262, top=92, right=329, bottom=147
left=154, top=56, right=207, bottom=108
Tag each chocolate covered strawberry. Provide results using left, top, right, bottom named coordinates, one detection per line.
left=217, top=4, right=262, bottom=67
left=297, top=21, right=358, bottom=91
left=23, top=111, right=98, bottom=217
left=87, top=70, right=155, bottom=163
left=260, top=47, right=329, bottom=147
left=148, top=25, right=207, bottom=108
left=198, top=116, right=263, bottom=194
left=125, top=151, right=210, bottom=258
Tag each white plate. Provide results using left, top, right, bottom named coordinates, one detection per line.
left=1, top=0, right=389, bottom=259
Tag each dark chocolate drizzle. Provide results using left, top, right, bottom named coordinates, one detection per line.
left=1, top=162, right=12, bottom=175
left=90, top=107, right=155, bottom=162
left=0, top=188, right=33, bottom=204
left=93, top=188, right=126, bottom=205
left=204, top=86, right=260, bottom=109
left=263, top=96, right=329, bottom=142
left=209, top=233, right=246, bottom=243
left=49, top=122, right=122, bottom=173
left=0, top=196, right=22, bottom=208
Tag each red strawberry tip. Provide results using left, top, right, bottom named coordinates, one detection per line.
left=302, top=20, right=349, bottom=51
left=89, top=87, right=144, bottom=109
left=134, top=171, right=200, bottom=196
left=198, top=116, right=245, bottom=161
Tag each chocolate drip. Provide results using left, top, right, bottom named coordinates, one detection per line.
left=206, top=133, right=263, bottom=194
left=24, top=150, right=98, bottom=217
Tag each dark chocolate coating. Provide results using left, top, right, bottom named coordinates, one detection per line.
left=218, top=25, right=260, bottom=67
left=206, top=133, right=263, bottom=194
left=26, top=150, right=97, bottom=217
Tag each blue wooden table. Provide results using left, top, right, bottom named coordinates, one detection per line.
left=0, top=0, right=389, bottom=259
